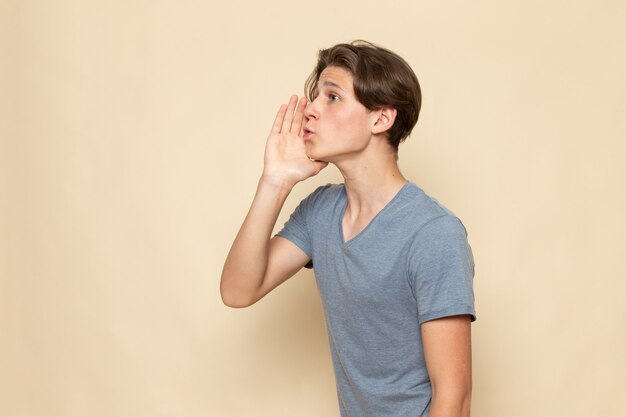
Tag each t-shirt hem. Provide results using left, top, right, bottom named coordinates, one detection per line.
left=275, top=232, right=312, bottom=260
left=418, top=307, right=477, bottom=324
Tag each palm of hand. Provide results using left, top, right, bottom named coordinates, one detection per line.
left=263, top=96, right=327, bottom=185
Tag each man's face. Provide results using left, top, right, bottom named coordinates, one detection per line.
left=303, top=66, right=377, bottom=163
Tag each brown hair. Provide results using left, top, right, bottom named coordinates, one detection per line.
left=305, top=40, right=422, bottom=152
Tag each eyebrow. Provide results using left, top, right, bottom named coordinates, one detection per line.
left=317, top=80, right=345, bottom=91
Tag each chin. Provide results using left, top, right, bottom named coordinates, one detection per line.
left=307, top=144, right=342, bottom=164
left=307, top=153, right=328, bottom=163
left=306, top=148, right=328, bottom=163
left=305, top=144, right=320, bottom=161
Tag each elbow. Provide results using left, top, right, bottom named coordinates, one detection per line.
left=220, top=265, right=264, bottom=308
left=431, top=382, right=472, bottom=417
left=459, top=388, right=472, bottom=417
left=221, top=294, right=253, bottom=309
left=220, top=283, right=257, bottom=309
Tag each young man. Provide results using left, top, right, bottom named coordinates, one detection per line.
left=221, top=41, right=476, bottom=417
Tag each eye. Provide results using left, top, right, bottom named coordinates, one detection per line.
left=328, top=93, right=340, bottom=102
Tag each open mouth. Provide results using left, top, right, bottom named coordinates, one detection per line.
left=303, top=129, right=314, bottom=139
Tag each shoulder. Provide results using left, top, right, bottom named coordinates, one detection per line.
left=417, top=215, right=469, bottom=245
left=394, top=182, right=469, bottom=237
left=404, top=186, right=473, bottom=270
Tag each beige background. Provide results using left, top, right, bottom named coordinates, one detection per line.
left=1, top=0, right=625, bottom=416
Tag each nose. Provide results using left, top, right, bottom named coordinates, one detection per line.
left=304, top=98, right=319, bottom=120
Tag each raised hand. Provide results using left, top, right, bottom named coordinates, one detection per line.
left=262, top=95, right=328, bottom=188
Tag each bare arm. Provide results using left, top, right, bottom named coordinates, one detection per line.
left=422, top=315, right=473, bottom=417
left=220, top=95, right=327, bottom=308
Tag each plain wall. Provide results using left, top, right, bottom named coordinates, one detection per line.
left=1, top=0, right=625, bottom=416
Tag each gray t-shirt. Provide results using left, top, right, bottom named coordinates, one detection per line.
left=277, top=182, right=476, bottom=417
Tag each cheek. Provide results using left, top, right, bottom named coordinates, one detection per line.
left=346, top=115, right=372, bottom=137
left=324, top=108, right=371, bottom=139
left=333, top=112, right=362, bottom=132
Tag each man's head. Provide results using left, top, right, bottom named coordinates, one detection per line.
left=305, top=40, right=422, bottom=153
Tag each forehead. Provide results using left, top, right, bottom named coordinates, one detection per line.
left=318, top=66, right=354, bottom=91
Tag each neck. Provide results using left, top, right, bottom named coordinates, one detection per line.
left=335, top=143, right=407, bottom=217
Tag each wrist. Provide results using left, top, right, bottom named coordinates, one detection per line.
left=259, top=172, right=298, bottom=192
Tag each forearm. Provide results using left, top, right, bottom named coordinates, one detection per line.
left=221, top=95, right=326, bottom=307
left=220, top=175, right=294, bottom=307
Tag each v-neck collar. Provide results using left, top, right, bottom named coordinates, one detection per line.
left=339, top=181, right=411, bottom=246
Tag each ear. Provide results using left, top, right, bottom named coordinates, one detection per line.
left=371, top=107, right=397, bottom=135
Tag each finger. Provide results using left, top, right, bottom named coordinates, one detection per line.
left=271, top=104, right=288, bottom=135
left=290, top=97, right=307, bottom=134
left=281, top=95, right=298, bottom=133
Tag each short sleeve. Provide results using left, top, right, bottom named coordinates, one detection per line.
left=276, top=186, right=330, bottom=266
left=408, top=215, right=476, bottom=324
